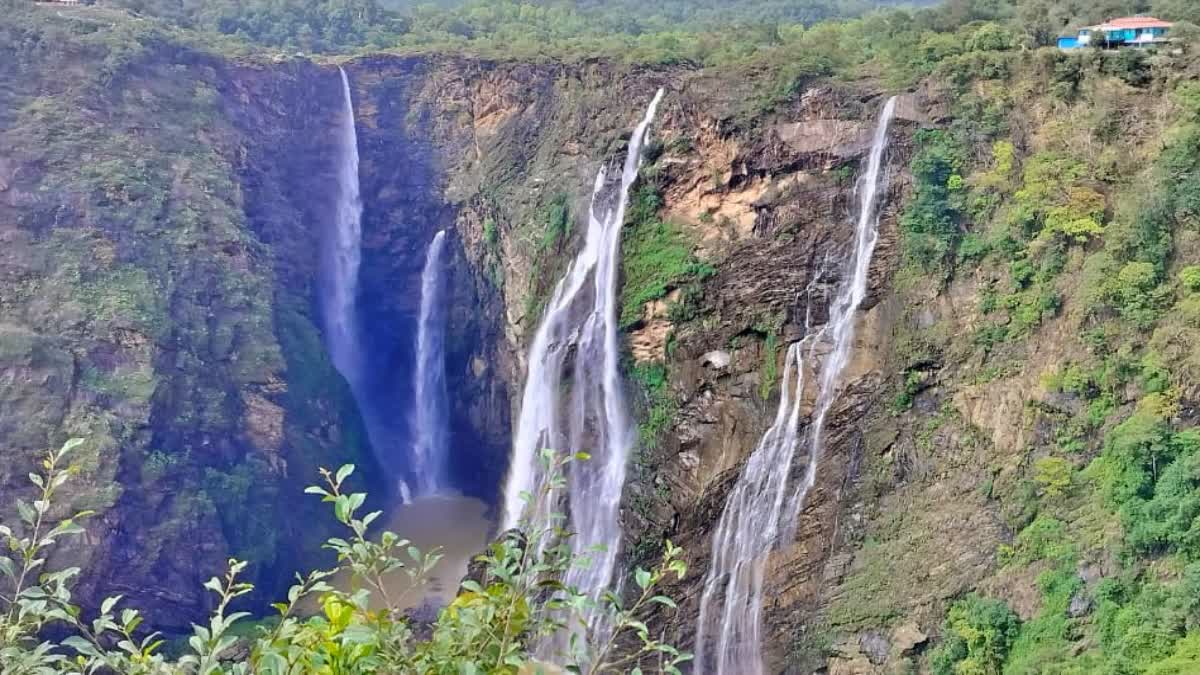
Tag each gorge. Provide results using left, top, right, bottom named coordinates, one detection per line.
left=5, top=1, right=1200, bottom=673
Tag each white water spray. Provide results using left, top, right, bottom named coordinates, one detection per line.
left=502, top=90, right=665, bottom=642
left=694, top=96, right=897, bottom=674
left=412, top=230, right=450, bottom=495
left=320, top=67, right=365, bottom=393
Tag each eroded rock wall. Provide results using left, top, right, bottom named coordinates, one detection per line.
left=3, top=20, right=931, bottom=657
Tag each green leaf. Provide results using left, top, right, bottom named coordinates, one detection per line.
left=635, top=567, right=651, bottom=590
left=62, top=635, right=99, bottom=657
left=60, top=438, right=85, bottom=456
left=101, top=595, right=123, bottom=615
left=334, top=496, right=350, bottom=524
left=363, top=510, right=382, bottom=528
left=650, top=594, right=677, bottom=609
left=668, top=559, right=688, bottom=578
left=335, top=464, right=355, bottom=486
left=16, top=499, right=36, bottom=525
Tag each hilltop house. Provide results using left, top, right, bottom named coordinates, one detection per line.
left=1059, top=16, right=1173, bottom=50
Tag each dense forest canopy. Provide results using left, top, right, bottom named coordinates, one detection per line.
left=90, top=0, right=1194, bottom=56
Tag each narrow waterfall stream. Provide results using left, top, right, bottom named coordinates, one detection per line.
left=318, top=67, right=405, bottom=496
left=411, top=230, right=450, bottom=496
left=502, top=90, right=665, bottom=645
left=695, top=96, right=898, bottom=674
left=320, top=66, right=364, bottom=393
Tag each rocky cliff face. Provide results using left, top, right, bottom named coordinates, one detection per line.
left=0, top=11, right=938, bottom=661
left=328, top=55, right=934, bottom=673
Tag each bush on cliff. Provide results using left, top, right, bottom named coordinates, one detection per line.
left=929, top=594, right=1021, bottom=675
left=0, top=440, right=690, bottom=674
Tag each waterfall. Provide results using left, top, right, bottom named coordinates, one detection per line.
left=320, top=67, right=364, bottom=395
left=781, top=95, right=898, bottom=537
left=694, top=96, right=897, bottom=674
left=501, top=90, right=665, bottom=643
left=319, top=67, right=413, bottom=498
left=412, top=230, right=450, bottom=496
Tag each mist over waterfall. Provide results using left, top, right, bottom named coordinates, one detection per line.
left=695, top=96, right=898, bottom=674
left=411, top=230, right=450, bottom=496
left=502, top=90, right=665, bottom=642
left=320, top=67, right=365, bottom=391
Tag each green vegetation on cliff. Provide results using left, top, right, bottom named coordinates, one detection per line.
left=0, top=0, right=378, bottom=626
left=620, top=182, right=714, bottom=329
left=834, top=8, right=1200, bottom=672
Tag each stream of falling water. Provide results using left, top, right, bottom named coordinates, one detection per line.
left=694, top=96, right=898, bottom=674
left=411, top=230, right=449, bottom=496
left=501, top=90, right=665, bottom=649
left=320, top=67, right=364, bottom=393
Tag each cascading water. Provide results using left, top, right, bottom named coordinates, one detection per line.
left=501, top=89, right=665, bottom=644
left=318, top=68, right=416, bottom=501
left=320, top=67, right=365, bottom=397
left=694, top=96, right=897, bottom=674
left=411, top=230, right=450, bottom=496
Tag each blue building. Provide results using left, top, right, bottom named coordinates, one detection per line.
left=1059, top=16, right=1173, bottom=50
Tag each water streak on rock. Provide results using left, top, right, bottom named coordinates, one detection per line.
left=695, top=96, right=898, bottom=674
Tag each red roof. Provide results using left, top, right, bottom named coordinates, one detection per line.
left=1098, top=16, right=1173, bottom=30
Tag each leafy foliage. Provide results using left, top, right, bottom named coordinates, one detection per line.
left=0, top=441, right=691, bottom=673
left=620, top=183, right=714, bottom=328
left=900, top=129, right=967, bottom=269
left=929, top=594, right=1020, bottom=675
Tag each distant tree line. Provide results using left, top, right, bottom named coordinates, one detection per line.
left=93, top=0, right=935, bottom=53
left=88, top=0, right=1197, bottom=59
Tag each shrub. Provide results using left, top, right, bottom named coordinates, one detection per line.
left=0, top=441, right=692, bottom=674
left=929, top=594, right=1021, bottom=675
left=1114, top=262, right=1170, bottom=328
left=1145, top=634, right=1200, bottom=675
left=1179, top=266, right=1200, bottom=293
left=1033, top=456, right=1072, bottom=497
left=901, top=129, right=967, bottom=270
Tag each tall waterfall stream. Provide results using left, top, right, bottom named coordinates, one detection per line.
left=695, top=96, right=898, bottom=674
left=502, top=90, right=665, bottom=648
left=411, top=230, right=450, bottom=497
